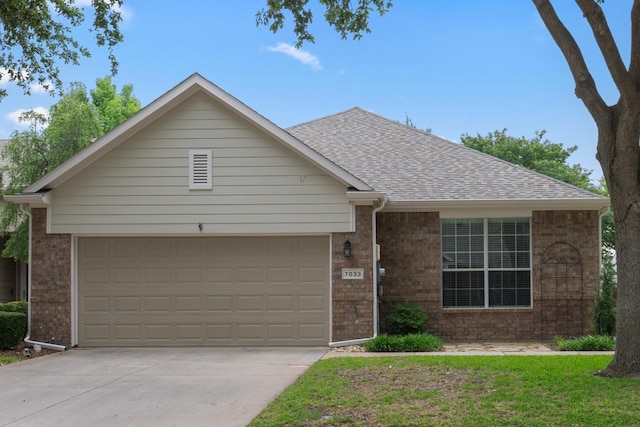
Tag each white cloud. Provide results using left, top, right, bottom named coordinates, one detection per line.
left=0, top=68, right=29, bottom=86
left=265, top=43, right=322, bottom=71
left=6, top=107, right=50, bottom=128
left=30, top=80, right=53, bottom=94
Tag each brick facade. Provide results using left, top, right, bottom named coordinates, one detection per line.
left=376, top=210, right=600, bottom=341
left=25, top=204, right=599, bottom=345
left=330, top=205, right=375, bottom=342
left=532, top=210, right=600, bottom=339
left=30, top=208, right=72, bottom=345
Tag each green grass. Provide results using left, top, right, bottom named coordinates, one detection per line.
left=0, top=355, right=21, bottom=365
left=250, top=355, right=640, bottom=426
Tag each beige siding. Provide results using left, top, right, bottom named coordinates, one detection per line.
left=49, top=92, right=352, bottom=234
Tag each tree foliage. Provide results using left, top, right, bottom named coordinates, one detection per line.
left=0, top=0, right=124, bottom=101
left=461, top=129, right=596, bottom=192
left=256, top=0, right=393, bottom=47
left=257, top=0, right=640, bottom=378
left=0, top=77, right=140, bottom=262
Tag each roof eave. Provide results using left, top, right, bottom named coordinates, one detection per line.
left=383, top=198, right=610, bottom=212
left=4, top=192, right=51, bottom=208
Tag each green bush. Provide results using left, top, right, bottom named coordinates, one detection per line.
left=593, top=251, right=616, bottom=335
left=364, top=333, right=443, bottom=352
left=554, top=335, right=615, bottom=351
left=0, top=311, right=27, bottom=349
left=385, top=302, right=428, bottom=335
left=0, top=301, right=28, bottom=315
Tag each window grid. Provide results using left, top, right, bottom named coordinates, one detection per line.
left=442, top=218, right=531, bottom=308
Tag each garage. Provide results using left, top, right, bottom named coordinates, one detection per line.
left=78, top=236, right=330, bottom=346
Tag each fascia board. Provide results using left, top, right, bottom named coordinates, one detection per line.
left=383, top=198, right=610, bottom=212
left=4, top=192, right=50, bottom=207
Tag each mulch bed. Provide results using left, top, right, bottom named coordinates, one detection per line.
left=0, top=342, right=58, bottom=366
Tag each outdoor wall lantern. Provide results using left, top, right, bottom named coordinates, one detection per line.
left=343, top=240, right=352, bottom=258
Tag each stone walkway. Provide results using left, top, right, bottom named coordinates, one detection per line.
left=323, top=341, right=614, bottom=358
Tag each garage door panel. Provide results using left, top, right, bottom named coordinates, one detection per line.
left=78, top=236, right=329, bottom=346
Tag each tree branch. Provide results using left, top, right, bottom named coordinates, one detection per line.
left=576, top=0, right=637, bottom=103
left=629, top=1, right=640, bottom=86
left=532, top=0, right=610, bottom=126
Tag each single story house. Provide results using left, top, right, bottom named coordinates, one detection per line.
left=7, top=73, right=608, bottom=348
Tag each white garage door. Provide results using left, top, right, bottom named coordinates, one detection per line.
left=78, top=236, right=329, bottom=346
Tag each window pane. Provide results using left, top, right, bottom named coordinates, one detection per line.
left=488, top=219, right=501, bottom=235
left=443, top=252, right=456, bottom=269
left=470, top=252, right=484, bottom=268
left=488, top=236, right=502, bottom=251
left=442, top=236, right=455, bottom=251
left=469, top=220, right=483, bottom=235
left=457, top=235, right=470, bottom=251
left=442, top=221, right=456, bottom=235
left=456, top=252, right=470, bottom=268
left=517, top=235, right=529, bottom=251
left=488, top=271, right=531, bottom=307
left=516, top=252, right=530, bottom=268
left=502, top=220, right=516, bottom=235
left=502, top=252, right=515, bottom=268
left=488, top=252, right=501, bottom=269
left=516, top=219, right=530, bottom=234
left=502, top=235, right=516, bottom=252
left=442, top=271, right=484, bottom=308
left=471, top=235, right=483, bottom=251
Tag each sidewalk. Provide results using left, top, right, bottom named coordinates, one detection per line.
left=322, top=341, right=615, bottom=358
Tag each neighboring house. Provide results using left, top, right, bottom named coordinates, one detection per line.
left=6, top=74, right=608, bottom=348
left=0, top=139, right=27, bottom=303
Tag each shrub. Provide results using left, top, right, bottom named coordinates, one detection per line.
left=0, top=311, right=27, bottom=349
left=554, top=335, right=615, bottom=351
left=364, top=333, right=443, bottom=352
left=385, top=302, right=427, bottom=335
left=0, top=301, right=28, bottom=315
left=593, top=251, right=616, bottom=335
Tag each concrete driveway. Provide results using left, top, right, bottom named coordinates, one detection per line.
left=0, top=347, right=326, bottom=427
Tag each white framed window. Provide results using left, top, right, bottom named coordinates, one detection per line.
left=441, top=218, right=531, bottom=308
left=189, top=149, right=212, bottom=189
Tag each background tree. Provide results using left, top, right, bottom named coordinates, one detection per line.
left=257, top=0, right=639, bottom=378
left=461, top=129, right=596, bottom=191
left=0, top=77, right=140, bottom=262
left=0, top=0, right=123, bottom=101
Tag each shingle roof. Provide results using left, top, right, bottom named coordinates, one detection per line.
left=287, top=107, right=606, bottom=203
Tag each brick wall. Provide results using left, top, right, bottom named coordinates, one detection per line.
left=532, top=210, right=600, bottom=339
left=376, top=210, right=601, bottom=341
left=30, top=208, right=72, bottom=345
left=330, top=205, right=375, bottom=342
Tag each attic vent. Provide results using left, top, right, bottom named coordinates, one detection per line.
left=189, top=149, right=212, bottom=189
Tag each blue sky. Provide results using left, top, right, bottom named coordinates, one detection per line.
left=0, top=1, right=633, bottom=183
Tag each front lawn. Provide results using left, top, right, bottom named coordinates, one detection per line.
left=0, top=355, right=21, bottom=366
left=250, top=355, right=639, bottom=426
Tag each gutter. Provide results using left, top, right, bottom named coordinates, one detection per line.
left=328, top=193, right=388, bottom=348
left=18, top=204, right=67, bottom=352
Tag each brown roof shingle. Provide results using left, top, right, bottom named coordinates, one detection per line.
left=288, top=107, right=605, bottom=203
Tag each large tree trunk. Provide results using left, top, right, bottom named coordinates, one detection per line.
left=598, top=111, right=640, bottom=378
left=533, top=0, right=640, bottom=378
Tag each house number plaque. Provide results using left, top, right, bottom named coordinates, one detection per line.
left=342, top=268, right=364, bottom=280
